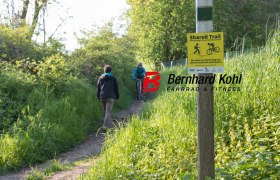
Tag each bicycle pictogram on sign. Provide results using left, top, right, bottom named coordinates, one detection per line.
left=206, top=43, right=220, bottom=55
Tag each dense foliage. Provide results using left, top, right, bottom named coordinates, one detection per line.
left=70, top=23, right=136, bottom=108
left=127, top=0, right=195, bottom=64
left=0, top=23, right=136, bottom=174
left=128, top=0, right=280, bottom=64
left=0, top=25, right=64, bottom=62
left=0, top=55, right=104, bottom=174
left=83, top=31, right=280, bottom=179
left=214, top=0, right=280, bottom=49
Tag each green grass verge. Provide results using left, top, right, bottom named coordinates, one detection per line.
left=25, top=159, right=71, bottom=180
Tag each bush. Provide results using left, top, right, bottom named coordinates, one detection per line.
left=0, top=25, right=65, bottom=62
left=0, top=55, right=103, bottom=174
left=0, top=23, right=136, bottom=174
left=69, top=24, right=136, bottom=110
left=0, top=61, right=36, bottom=131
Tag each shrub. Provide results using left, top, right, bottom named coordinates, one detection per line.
left=0, top=25, right=65, bottom=62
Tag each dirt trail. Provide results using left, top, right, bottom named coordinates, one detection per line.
left=0, top=100, right=144, bottom=180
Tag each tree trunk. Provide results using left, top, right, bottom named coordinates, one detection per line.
left=21, top=0, right=30, bottom=20
left=29, top=0, right=48, bottom=38
left=29, top=0, right=41, bottom=36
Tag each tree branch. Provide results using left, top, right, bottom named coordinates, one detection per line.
left=48, top=17, right=68, bottom=39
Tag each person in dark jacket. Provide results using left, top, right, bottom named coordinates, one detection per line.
left=97, top=65, right=119, bottom=129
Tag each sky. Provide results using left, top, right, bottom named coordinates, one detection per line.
left=0, top=0, right=130, bottom=51
left=38, top=0, right=129, bottom=51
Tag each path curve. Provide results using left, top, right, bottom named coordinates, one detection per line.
left=0, top=100, right=144, bottom=180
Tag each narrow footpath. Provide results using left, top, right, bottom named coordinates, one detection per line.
left=1, top=100, right=144, bottom=180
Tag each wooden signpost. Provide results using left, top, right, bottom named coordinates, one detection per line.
left=187, top=0, right=223, bottom=179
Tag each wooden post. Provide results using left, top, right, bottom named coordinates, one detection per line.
left=196, top=0, right=215, bottom=179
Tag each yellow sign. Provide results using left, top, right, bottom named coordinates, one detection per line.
left=187, top=32, right=224, bottom=73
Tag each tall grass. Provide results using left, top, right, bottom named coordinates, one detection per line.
left=0, top=54, right=134, bottom=174
left=83, top=31, right=280, bottom=179
left=0, top=74, right=102, bottom=174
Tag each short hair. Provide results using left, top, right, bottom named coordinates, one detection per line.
left=104, top=65, right=112, bottom=73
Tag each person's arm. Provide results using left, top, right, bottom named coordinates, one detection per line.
left=143, top=68, right=146, bottom=77
left=97, top=77, right=101, bottom=100
left=114, top=77, right=119, bottom=100
left=131, top=68, right=137, bottom=80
